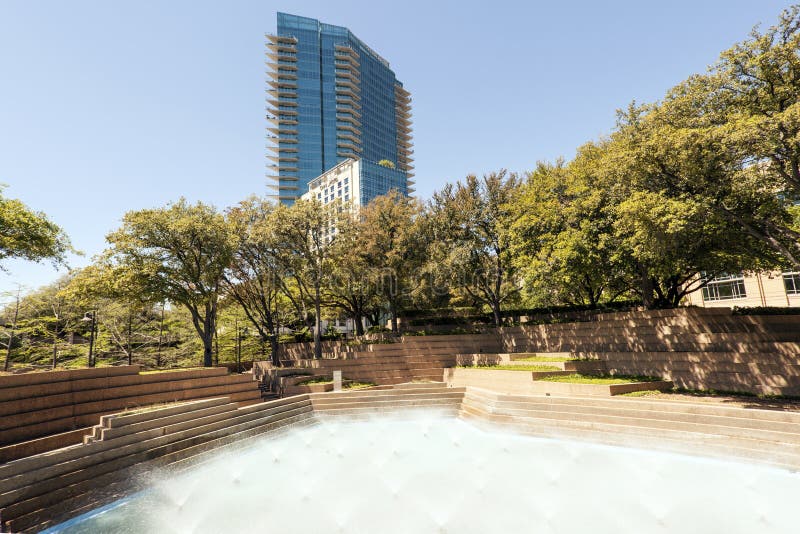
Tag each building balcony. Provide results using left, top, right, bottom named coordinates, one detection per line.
left=266, top=40, right=298, bottom=53
left=265, top=34, right=298, bottom=45
left=336, top=132, right=360, bottom=144
left=265, top=144, right=299, bottom=153
left=334, top=44, right=360, bottom=58
left=267, top=98, right=297, bottom=108
left=337, top=140, right=362, bottom=153
left=269, top=108, right=298, bottom=116
left=335, top=79, right=360, bottom=92
left=335, top=87, right=361, bottom=100
left=265, top=51, right=297, bottom=62
left=335, top=115, right=361, bottom=127
left=335, top=95, right=362, bottom=109
left=267, top=164, right=300, bottom=173
left=268, top=80, right=297, bottom=90
left=333, top=54, right=360, bottom=69
left=267, top=155, right=299, bottom=163
left=335, top=69, right=360, bottom=80
left=266, top=89, right=297, bottom=100
left=333, top=60, right=359, bottom=73
left=266, top=127, right=298, bottom=135
left=336, top=123, right=362, bottom=136
left=265, top=60, right=297, bottom=71
left=267, top=71, right=298, bottom=81
left=335, top=106, right=362, bottom=119
left=267, top=184, right=301, bottom=192
left=266, top=117, right=299, bottom=126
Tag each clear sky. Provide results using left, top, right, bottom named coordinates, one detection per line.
left=0, top=0, right=793, bottom=299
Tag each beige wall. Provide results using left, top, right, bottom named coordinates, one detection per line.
left=684, top=271, right=800, bottom=308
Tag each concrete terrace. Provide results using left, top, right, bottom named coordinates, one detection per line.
left=3, top=383, right=800, bottom=532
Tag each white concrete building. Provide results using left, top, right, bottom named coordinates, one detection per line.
left=300, top=158, right=361, bottom=208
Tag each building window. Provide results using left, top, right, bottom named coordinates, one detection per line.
left=702, top=274, right=747, bottom=301
left=783, top=272, right=800, bottom=295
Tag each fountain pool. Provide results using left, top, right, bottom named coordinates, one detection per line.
left=45, top=415, right=799, bottom=533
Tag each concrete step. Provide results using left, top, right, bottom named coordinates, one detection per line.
left=3, top=409, right=318, bottom=532
left=464, top=400, right=800, bottom=445
left=459, top=405, right=800, bottom=470
left=7, top=414, right=320, bottom=534
left=462, top=388, right=800, bottom=424
left=0, top=399, right=314, bottom=512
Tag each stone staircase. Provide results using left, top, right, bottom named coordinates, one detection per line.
left=0, top=366, right=263, bottom=463
left=0, top=395, right=315, bottom=533
left=4, top=383, right=800, bottom=532
left=460, top=387, right=800, bottom=471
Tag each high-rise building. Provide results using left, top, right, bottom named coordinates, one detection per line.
left=265, top=13, right=414, bottom=204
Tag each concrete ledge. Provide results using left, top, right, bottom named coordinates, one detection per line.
left=529, top=380, right=674, bottom=397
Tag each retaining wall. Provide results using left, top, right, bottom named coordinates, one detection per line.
left=0, top=366, right=262, bottom=462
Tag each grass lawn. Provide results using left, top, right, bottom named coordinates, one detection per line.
left=294, top=377, right=377, bottom=390
left=345, top=381, right=377, bottom=390
left=513, top=355, right=576, bottom=362
left=459, top=365, right=562, bottom=372
left=295, top=376, right=333, bottom=385
left=537, top=373, right=662, bottom=384
left=620, top=390, right=664, bottom=397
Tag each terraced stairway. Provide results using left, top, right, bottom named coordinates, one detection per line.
left=284, top=352, right=461, bottom=386
left=500, top=308, right=800, bottom=395
left=0, top=395, right=316, bottom=533
left=311, top=382, right=465, bottom=418
left=461, top=387, right=800, bottom=471
left=0, top=366, right=262, bottom=462
left=4, top=383, right=800, bottom=532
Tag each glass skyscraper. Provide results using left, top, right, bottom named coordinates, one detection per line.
left=266, top=13, right=414, bottom=204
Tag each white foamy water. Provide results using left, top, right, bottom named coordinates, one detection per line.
left=47, top=415, right=799, bottom=533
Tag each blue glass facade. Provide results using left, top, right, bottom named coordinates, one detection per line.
left=267, top=13, right=413, bottom=204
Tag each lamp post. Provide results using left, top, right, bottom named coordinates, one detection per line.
left=82, top=311, right=97, bottom=367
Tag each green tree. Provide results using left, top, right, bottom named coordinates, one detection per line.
left=509, top=151, right=628, bottom=308
left=360, top=190, right=422, bottom=333
left=0, top=186, right=72, bottom=267
left=428, top=172, right=521, bottom=325
left=271, top=199, right=334, bottom=359
left=105, top=199, right=237, bottom=367
left=223, top=197, right=285, bottom=364
left=324, top=209, right=381, bottom=336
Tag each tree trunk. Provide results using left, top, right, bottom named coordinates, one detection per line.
left=4, top=293, right=19, bottom=372
left=314, top=284, right=322, bottom=359
left=270, top=335, right=280, bottom=366
left=203, top=333, right=214, bottom=367
left=389, top=299, right=398, bottom=334
left=353, top=315, right=365, bottom=336
left=639, top=265, right=656, bottom=309
left=52, top=331, right=58, bottom=369
left=157, top=303, right=165, bottom=368
left=491, top=303, right=501, bottom=328
left=127, top=313, right=133, bottom=366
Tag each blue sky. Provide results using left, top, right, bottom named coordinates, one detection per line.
left=0, top=0, right=793, bottom=298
